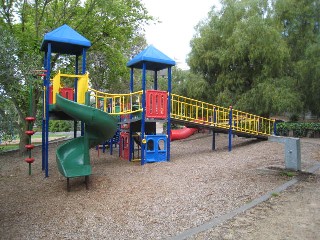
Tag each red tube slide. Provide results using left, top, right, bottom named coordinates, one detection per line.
left=170, top=127, right=198, bottom=141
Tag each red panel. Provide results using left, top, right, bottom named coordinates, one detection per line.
left=60, top=88, right=74, bottom=101
left=146, top=90, right=167, bottom=119
left=49, top=87, right=74, bottom=104
left=120, top=132, right=130, bottom=160
left=49, top=86, right=53, bottom=104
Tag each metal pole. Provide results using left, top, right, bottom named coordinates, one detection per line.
left=228, top=106, right=232, bottom=152
left=42, top=52, right=47, bottom=171
left=45, top=43, right=51, bottom=177
left=167, top=67, right=172, bottom=161
left=154, top=71, right=157, bottom=90
left=212, top=107, right=216, bottom=150
left=141, top=63, right=146, bottom=165
left=74, top=55, right=79, bottom=138
left=129, top=67, right=134, bottom=162
left=212, top=131, right=216, bottom=151
left=81, top=48, right=87, bottom=137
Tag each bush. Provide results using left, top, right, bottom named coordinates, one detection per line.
left=49, top=120, right=72, bottom=132
left=275, top=122, right=320, bottom=137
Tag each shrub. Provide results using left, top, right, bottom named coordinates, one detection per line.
left=275, top=122, right=320, bottom=137
left=49, top=120, right=72, bottom=132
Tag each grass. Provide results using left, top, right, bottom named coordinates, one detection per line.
left=0, top=144, right=20, bottom=152
left=0, top=133, right=67, bottom=152
left=271, top=192, right=279, bottom=197
left=32, top=133, right=67, bottom=139
left=280, top=170, right=296, bottom=178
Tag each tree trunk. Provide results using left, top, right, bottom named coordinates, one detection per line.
left=19, top=131, right=29, bottom=156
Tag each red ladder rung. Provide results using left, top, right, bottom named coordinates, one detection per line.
left=25, top=130, right=35, bottom=136
left=25, top=117, right=36, bottom=122
left=25, top=157, right=35, bottom=163
left=25, top=144, right=35, bottom=150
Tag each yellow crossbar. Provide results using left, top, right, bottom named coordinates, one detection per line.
left=88, top=88, right=143, bottom=115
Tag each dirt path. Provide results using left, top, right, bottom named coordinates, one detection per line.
left=190, top=169, right=320, bottom=240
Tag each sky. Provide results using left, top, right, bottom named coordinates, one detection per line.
left=141, top=0, right=221, bottom=69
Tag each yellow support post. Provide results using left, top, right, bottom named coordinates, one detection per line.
left=52, top=71, right=61, bottom=104
left=77, top=72, right=89, bottom=104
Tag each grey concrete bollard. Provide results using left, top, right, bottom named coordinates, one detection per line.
left=269, top=136, right=301, bottom=171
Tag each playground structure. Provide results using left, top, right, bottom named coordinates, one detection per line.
left=39, top=25, right=275, bottom=188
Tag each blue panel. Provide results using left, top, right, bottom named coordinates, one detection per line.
left=145, top=135, right=167, bottom=163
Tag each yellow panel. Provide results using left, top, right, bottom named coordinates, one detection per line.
left=77, top=73, right=89, bottom=104
left=52, top=71, right=61, bottom=104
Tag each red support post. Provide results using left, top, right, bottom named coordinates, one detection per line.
left=120, top=132, right=130, bottom=160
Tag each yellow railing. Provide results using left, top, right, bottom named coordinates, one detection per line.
left=88, top=88, right=143, bottom=115
left=171, top=93, right=275, bottom=136
left=231, top=109, right=274, bottom=136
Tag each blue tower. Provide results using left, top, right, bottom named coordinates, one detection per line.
left=126, top=45, right=176, bottom=164
left=40, top=24, right=91, bottom=177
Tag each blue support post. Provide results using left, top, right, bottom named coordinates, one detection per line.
left=109, top=140, right=113, bottom=155
left=154, top=71, right=158, bottom=90
left=130, top=67, right=134, bottom=92
left=82, top=48, right=87, bottom=73
left=44, top=43, right=52, bottom=177
left=129, top=68, right=134, bottom=162
left=212, top=131, right=216, bottom=151
left=81, top=48, right=87, bottom=137
left=74, top=55, right=78, bottom=103
left=74, top=55, right=79, bottom=138
left=212, top=107, right=216, bottom=150
left=167, top=67, right=172, bottom=161
left=273, top=120, right=277, bottom=135
left=42, top=52, right=47, bottom=171
left=140, top=63, right=146, bottom=165
left=228, top=106, right=232, bottom=152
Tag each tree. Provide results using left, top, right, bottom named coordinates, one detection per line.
left=0, top=94, right=18, bottom=145
left=188, top=0, right=319, bottom=117
left=296, top=36, right=320, bottom=116
left=0, top=0, right=152, bottom=154
left=274, top=0, right=320, bottom=116
left=0, top=25, right=40, bottom=153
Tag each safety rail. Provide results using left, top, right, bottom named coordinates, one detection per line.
left=231, top=109, right=274, bottom=136
left=88, top=88, right=143, bottom=115
left=171, top=93, right=275, bottom=136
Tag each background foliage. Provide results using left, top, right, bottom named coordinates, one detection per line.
left=276, top=122, right=320, bottom=137
left=1, top=0, right=320, bottom=154
left=188, top=0, right=319, bottom=118
left=0, top=0, right=152, bottom=153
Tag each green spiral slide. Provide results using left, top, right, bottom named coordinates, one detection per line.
left=54, top=94, right=117, bottom=190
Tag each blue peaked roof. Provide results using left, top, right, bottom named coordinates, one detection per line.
left=127, top=45, right=176, bottom=71
left=40, top=24, right=91, bottom=55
